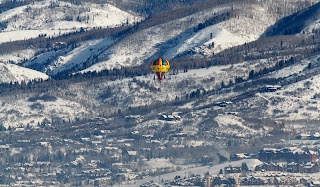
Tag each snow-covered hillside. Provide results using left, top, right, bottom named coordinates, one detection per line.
left=83, top=4, right=262, bottom=72
left=0, top=0, right=143, bottom=43
left=3, top=1, right=320, bottom=185
left=83, top=0, right=316, bottom=73
left=241, top=55, right=320, bottom=121
left=1, top=0, right=319, bottom=76
left=0, top=48, right=36, bottom=64
left=23, top=37, right=116, bottom=75
left=0, top=96, right=88, bottom=128
left=1, top=0, right=320, bottom=130
left=1, top=51, right=317, bottom=128
left=0, top=55, right=264, bottom=128
left=0, top=62, right=49, bottom=83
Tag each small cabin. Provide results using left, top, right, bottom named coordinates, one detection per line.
left=159, top=114, right=181, bottom=121
left=265, top=85, right=281, bottom=92
left=39, top=142, right=51, bottom=147
left=0, top=145, right=10, bottom=152
left=224, top=166, right=242, bottom=174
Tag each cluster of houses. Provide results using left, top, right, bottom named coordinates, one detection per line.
left=142, top=174, right=320, bottom=187
left=0, top=116, right=196, bottom=186
left=126, top=114, right=182, bottom=122
left=3, top=114, right=320, bottom=186
left=258, top=147, right=317, bottom=162
left=255, top=162, right=320, bottom=173
left=152, top=145, right=320, bottom=187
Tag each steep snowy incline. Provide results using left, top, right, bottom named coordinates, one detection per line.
left=23, top=37, right=116, bottom=75
left=0, top=63, right=49, bottom=83
left=301, top=2, right=320, bottom=34
left=262, top=1, right=320, bottom=36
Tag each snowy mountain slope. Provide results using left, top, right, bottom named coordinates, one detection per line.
left=0, top=62, right=49, bottom=83
left=83, top=6, right=232, bottom=72
left=0, top=0, right=143, bottom=43
left=0, top=54, right=273, bottom=128
left=215, top=114, right=261, bottom=137
left=23, top=37, right=116, bottom=75
left=47, top=38, right=115, bottom=75
left=0, top=35, right=314, bottom=128
left=301, top=3, right=320, bottom=33
left=83, top=0, right=317, bottom=73
left=0, top=0, right=318, bottom=76
left=0, top=41, right=318, bottom=144
left=80, top=45, right=320, bottom=138
left=263, top=1, right=320, bottom=36
left=164, top=4, right=279, bottom=58
left=237, top=55, right=320, bottom=121
left=0, top=30, right=73, bottom=44
left=250, top=80, right=320, bottom=121
left=1, top=0, right=320, bottom=130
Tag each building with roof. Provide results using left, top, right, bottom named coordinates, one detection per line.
left=258, top=147, right=317, bottom=162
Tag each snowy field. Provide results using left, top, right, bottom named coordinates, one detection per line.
left=0, top=0, right=143, bottom=43
left=0, top=62, right=49, bottom=83
left=115, top=159, right=262, bottom=187
left=0, top=97, right=89, bottom=128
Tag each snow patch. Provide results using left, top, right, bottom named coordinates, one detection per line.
left=0, top=63, right=49, bottom=83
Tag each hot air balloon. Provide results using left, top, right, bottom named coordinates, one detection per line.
left=150, top=58, right=170, bottom=81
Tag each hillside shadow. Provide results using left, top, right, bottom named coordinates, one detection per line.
left=261, top=2, right=320, bottom=38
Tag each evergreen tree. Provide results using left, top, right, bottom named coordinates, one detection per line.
left=241, top=162, right=249, bottom=171
left=0, top=123, right=5, bottom=131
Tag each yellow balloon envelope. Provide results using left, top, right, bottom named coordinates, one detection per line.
left=150, top=58, right=170, bottom=81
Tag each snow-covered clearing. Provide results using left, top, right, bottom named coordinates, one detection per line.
left=0, top=49, right=36, bottom=64
left=145, top=158, right=178, bottom=171
left=116, top=159, right=262, bottom=187
left=0, top=30, right=72, bottom=44
left=0, top=97, right=88, bottom=128
left=0, top=62, right=49, bottom=83
left=215, top=114, right=259, bottom=137
left=0, top=0, right=143, bottom=43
